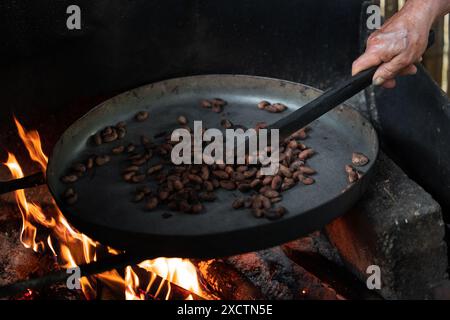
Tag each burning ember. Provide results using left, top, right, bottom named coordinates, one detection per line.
left=1, top=116, right=205, bottom=300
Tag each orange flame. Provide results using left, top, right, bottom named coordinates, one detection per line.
left=1, top=116, right=204, bottom=300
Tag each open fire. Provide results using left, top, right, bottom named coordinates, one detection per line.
left=1, top=116, right=205, bottom=300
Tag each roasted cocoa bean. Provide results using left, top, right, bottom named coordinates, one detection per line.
left=93, top=133, right=102, bottom=146
left=86, top=157, right=94, bottom=170
left=220, top=180, right=236, bottom=190
left=131, top=174, right=146, bottom=183
left=65, top=193, right=78, bottom=205
left=262, top=176, right=273, bottom=185
left=63, top=188, right=75, bottom=198
left=61, top=174, right=78, bottom=183
left=147, top=164, right=163, bottom=175
left=199, top=192, right=216, bottom=202
left=94, top=155, right=110, bottom=166
left=133, top=192, right=145, bottom=202
left=203, top=180, right=214, bottom=192
left=221, top=119, right=233, bottom=129
left=145, top=197, right=158, bottom=210
left=179, top=200, right=191, bottom=213
left=135, top=111, right=149, bottom=122
left=112, top=145, right=125, bottom=154
left=299, top=166, right=316, bottom=175
left=170, top=179, right=181, bottom=191
left=72, top=163, right=86, bottom=173
left=191, top=203, right=203, bottom=214
left=102, top=130, right=118, bottom=143
left=200, top=100, right=212, bottom=108
left=122, top=171, right=136, bottom=182
left=257, top=100, right=270, bottom=110
left=298, top=148, right=315, bottom=160
left=260, top=195, right=271, bottom=209
left=243, top=167, right=257, bottom=179
left=352, top=152, right=369, bottom=166
left=177, top=115, right=188, bottom=125
left=252, top=208, right=265, bottom=218
left=265, top=206, right=286, bottom=220
left=117, top=127, right=126, bottom=139
left=250, top=179, right=262, bottom=189
left=271, top=175, right=282, bottom=190
left=212, top=170, right=229, bottom=179
left=211, top=179, right=220, bottom=188
left=270, top=197, right=282, bottom=203
left=211, top=104, right=223, bottom=113
left=272, top=103, right=287, bottom=112
left=232, top=172, right=245, bottom=181
left=232, top=198, right=245, bottom=209
left=279, top=165, right=292, bottom=178
left=238, top=183, right=251, bottom=192
left=281, top=177, right=295, bottom=190
left=141, top=135, right=151, bottom=146
left=158, top=190, right=170, bottom=201
left=301, top=176, right=315, bottom=185
left=116, top=121, right=126, bottom=128
left=188, top=174, right=203, bottom=184
left=211, top=98, right=227, bottom=107
left=263, top=189, right=279, bottom=199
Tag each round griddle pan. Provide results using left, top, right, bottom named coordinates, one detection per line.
left=42, top=75, right=378, bottom=259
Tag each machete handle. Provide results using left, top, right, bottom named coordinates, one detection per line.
left=0, top=172, right=46, bottom=195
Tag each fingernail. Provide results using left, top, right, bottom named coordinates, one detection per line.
left=373, top=77, right=385, bottom=86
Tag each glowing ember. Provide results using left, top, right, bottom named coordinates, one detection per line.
left=1, top=116, right=204, bottom=300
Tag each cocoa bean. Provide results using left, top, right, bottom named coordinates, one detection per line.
left=271, top=175, right=282, bottom=190
left=221, top=119, right=233, bottom=129
left=352, top=152, right=369, bottom=166
left=145, top=197, right=158, bottom=210
left=301, top=176, right=315, bottom=185
left=112, top=145, right=125, bottom=154
left=93, top=133, right=102, bottom=146
left=232, top=198, right=245, bottom=209
left=257, top=100, right=270, bottom=110
left=191, top=203, right=203, bottom=214
left=199, top=192, right=216, bottom=202
left=135, top=111, right=149, bottom=122
left=298, top=148, right=315, bottom=160
left=147, top=164, right=163, bottom=175
left=299, top=166, right=316, bottom=175
left=61, top=174, right=78, bottom=183
left=200, top=100, right=212, bottom=108
left=220, top=180, right=236, bottom=190
left=263, top=189, right=279, bottom=199
left=177, top=115, right=188, bottom=125
left=212, top=170, right=229, bottom=179
left=133, top=192, right=145, bottom=202
left=131, top=174, right=146, bottom=183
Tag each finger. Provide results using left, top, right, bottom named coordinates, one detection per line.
left=352, top=51, right=383, bottom=76
left=382, top=79, right=396, bottom=88
left=373, top=54, right=411, bottom=84
left=398, top=64, right=417, bottom=76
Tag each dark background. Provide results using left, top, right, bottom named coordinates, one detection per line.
left=0, top=0, right=362, bottom=146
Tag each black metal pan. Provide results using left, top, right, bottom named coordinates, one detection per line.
left=1, top=75, right=378, bottom=259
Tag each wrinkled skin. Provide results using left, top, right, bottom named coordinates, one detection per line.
left=352, top=0, right=450, bottom=88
